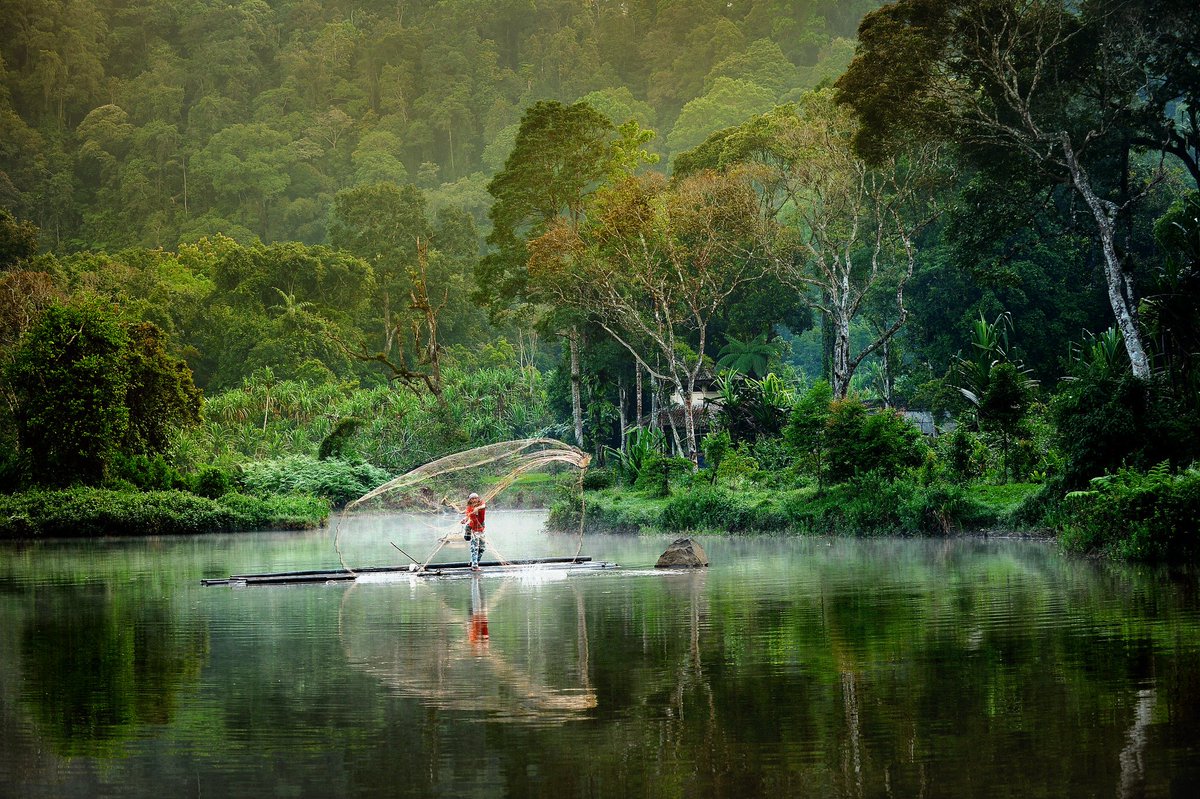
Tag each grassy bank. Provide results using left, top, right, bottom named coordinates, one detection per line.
left=555, top=480, right=1044, bottom=537
left=0, top=488, right=330, bottom=539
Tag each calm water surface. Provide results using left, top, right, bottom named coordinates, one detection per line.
left=1, top=511, right=1198, bottom=798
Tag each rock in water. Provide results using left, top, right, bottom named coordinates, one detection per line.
left=655, top=537, right=709, bottom=568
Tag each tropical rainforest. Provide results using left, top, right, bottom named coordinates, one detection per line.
left=1, top=0, right=1198, bottom=561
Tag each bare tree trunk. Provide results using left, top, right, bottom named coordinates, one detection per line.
left=649, top=373, right=659, bottom=433
left=1060, top=134, right=1152, bottom=380
left=635, top=363, right=643, bottom=428
left=618, top=376, right=627, bottom=452
left=832, top=311, right=852, bottom=398
left=569, top=327, right=584, bottom=446
left=678, top=378, right=698, bottom=464
left=881, top=336, right=893, bottom=407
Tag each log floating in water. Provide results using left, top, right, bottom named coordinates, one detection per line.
left=201, top=556, right=612, bottom=586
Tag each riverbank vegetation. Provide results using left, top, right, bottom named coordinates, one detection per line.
left=1, top=1, right=1199, bottom=560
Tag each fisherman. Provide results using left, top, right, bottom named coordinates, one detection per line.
left=461, top=492, right=486, bottom=571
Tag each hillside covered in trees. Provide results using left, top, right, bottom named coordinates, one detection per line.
left=1, top=0, right=875, bottom=249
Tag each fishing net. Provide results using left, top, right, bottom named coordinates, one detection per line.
left=334, top=438, right=591, bottom=574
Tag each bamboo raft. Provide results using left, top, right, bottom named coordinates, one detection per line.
left=201, top=556, right=617, bottom=587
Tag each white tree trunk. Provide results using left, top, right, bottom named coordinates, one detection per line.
left=678, top=378, right=698, bottom=464
left=832, top=311, right=853, bottom=398
left=635, top=364, right=643, bottom=428
left=569, top=328, right=584, bottom=446
left=618, top=377, right=627, bottom=452
left=1060, top=134, right=1152, bottom=380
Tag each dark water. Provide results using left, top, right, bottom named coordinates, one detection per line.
left=1, top=511, right=1198, bottom=798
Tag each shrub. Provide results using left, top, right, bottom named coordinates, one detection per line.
left=110, top=453, right=185, bottom=492
left=1058, top=465, right=1200, bottom=561
left=238, top=456, right=390, bottom=507
left=581, top=467, right=614, bottom=490
left=1051, top=370, right=1200, bottom=488
left=700, top=430, right=731, bottom=483
left=661, top=488, right=750, bottom=533
left=189, top=465, right=237, bottom=499
left=633, top=455, right=694, bottom=496
left=607, top=427, right=667, bottom=486
left=0, top=488, right=329, bottom=538
left=826, top=399, right=928, bottom=482
left=825, top=472, right=989, bottom=535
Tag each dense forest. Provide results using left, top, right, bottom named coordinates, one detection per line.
left=0, top=0, right=875, bottom=248
left=1, top=0, right=1199, bottom=561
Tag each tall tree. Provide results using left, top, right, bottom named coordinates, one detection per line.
left=529, top=170, right=768, bottom=460
left=836, top=0, right=1192, bottom=380
left=679, top=91, right=945, bottom=397
left=480, top=100, right=645, bottom=445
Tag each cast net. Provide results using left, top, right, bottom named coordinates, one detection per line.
left=334, top=438, right=591, bottom=574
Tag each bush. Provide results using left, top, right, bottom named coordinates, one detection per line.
left=0, top=488, right=329, bottom=538
left=714, top=443, right=760, bottom=487
left=824, top=472, right=989, bottom=535
left=1058, top=465, right=1200, bottom=561
left=1052, top=371, right=1200, bottom=488
left=581, top=467, right=615, bottom=490
left=239, top=456, right=390, bottom=507
left=189, top=465, right=237, bottom=499
left=661, top=488, right=751, bottom=533
left=633, top=455, right=695, bottom=497
left=110, top=453, right=185, bottom=492
left=607, top=427, right=667, bottom=486
left=826, top=399, right=927, bottom=483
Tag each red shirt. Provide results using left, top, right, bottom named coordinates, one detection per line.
left=465, top=503, right=486, bottom=532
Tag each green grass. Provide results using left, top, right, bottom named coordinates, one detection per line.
left=555, top=478, right=1041, bottom=537
left=968, top=482, right=1042, bottom=517
left=0, top=488, right=330, bottom=539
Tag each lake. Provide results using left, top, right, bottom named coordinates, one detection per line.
left=1, top=511, right=1198, bottom=798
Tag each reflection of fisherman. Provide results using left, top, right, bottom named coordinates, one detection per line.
left=468, top=576, right=489, bottom=647
left=461, top=492, right=486, bottom=571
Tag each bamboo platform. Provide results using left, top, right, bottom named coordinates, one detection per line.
left=201, top=556, right=616, bottom=586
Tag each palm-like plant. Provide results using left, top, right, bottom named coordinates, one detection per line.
left=606, top=427, right=667, bottom=485
left=716, top=333, right=778, bottom=377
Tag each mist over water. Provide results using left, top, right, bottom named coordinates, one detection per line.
left=2, top=512, right=1199, bottom=798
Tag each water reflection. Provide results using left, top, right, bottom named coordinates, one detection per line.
left=19, top=585, right=206, bottom=757
left=2, top=522, right=1200, bottom=798
left=339, top=574, right=598, bottom=721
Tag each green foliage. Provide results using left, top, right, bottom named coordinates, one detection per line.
left=0, top=489, right=328, bottom=539
left=1051, top=368, right=1199, bottom=488
left=6, top=302, right=204, bottom=487
left=606, top=427, right=667, bottom=486
left=714, top=443, right=761, bottom=488
left=825, top=399, right=927, bottom=483
left=784, top=379, right=833, bottom=486
left=318, top=418, right=363, bottom=461
left=701, top=430, right=731, bottom=484
left=1059, top=466, right=1200, bottom=562
left=822, top=473, right=990, bottom=536
left=238, top=456, right=390, bottom=508
left=122, top=322, right=203, bottom=456
left=713, top=372, right=795, bottom=442
left=0, top=209, right=38, bottom=269
left=189, top=465, right=236, bottom=499
left=716, top=333, right=778, bottom=377
left=633, top=455, right=694, bottom=497
left=6, top=301, right=130, bottom=486
left=109, top=454, right=184, bottom=492
left=942, top=427, right=984, bottom=483
left=661, top=487, right=774, bottom=534
left=581, top=467, right=614, bottom=491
